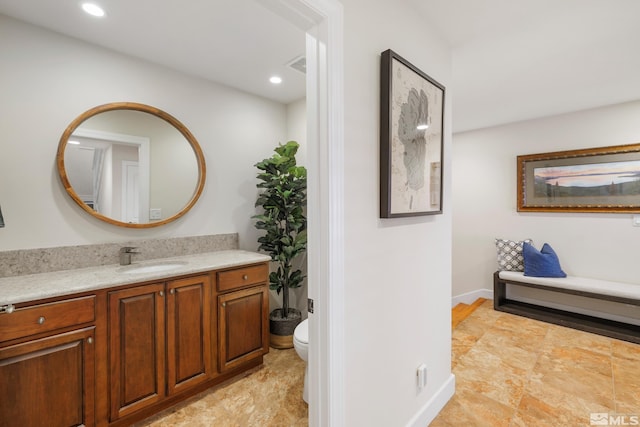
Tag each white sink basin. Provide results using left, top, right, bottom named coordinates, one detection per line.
left=119, top=261, right=187, bottom=274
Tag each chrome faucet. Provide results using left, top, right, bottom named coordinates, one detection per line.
left=119, top=247, right=139, bottom=266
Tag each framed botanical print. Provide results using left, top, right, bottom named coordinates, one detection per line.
left=380, top=49, right=445, bottom=218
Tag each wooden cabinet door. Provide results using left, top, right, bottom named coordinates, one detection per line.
left=0, top=327, right=95, bottom=427
left=108, top=283, right=165, bottom=421
left=166, top=275, right=213, bottom=394
left=218, top=286, right=269, bottom=372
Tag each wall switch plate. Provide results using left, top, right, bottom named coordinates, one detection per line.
left=150, top=208, right=162, bottom=220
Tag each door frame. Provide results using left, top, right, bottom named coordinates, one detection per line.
left=265, top=0, right=345, bottom=425
left=73, top=128, right=150, bottom=222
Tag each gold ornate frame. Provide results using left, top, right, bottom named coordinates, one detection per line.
left=517, top=143, right=640, bottom=213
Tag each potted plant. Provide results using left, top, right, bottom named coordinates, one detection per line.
left=253, top=141, right=307, bottom=349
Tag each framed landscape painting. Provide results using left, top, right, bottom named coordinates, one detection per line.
left=517, top=143, right=640, bottom=213
left=380, top=49, right=445, bottom=218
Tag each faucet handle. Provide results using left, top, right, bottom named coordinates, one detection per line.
left=119, top=246, right=140, bottom=266
left=120, top=246, right=140, bottom=254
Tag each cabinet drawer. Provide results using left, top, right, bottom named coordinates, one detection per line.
left=0, top=296, right=95, bottom=342
left=217, top=263, right=268, bottom=292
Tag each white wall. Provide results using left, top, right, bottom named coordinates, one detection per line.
left=287, top=98, right=308, bottom=165
left=282, top=97, right=308, bottom=319
left=453, top=101, right=640, bottom=301
left=0, top=14, right=288, bottom=252
left=341, top=0, right=453, bottom=425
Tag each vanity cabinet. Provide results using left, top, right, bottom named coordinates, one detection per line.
left=107, top=275, right=212, bottom=421
left=217, top=264, right=269, bottom=372
left=166, top=275, right=213, bottom=394
left=0, top=297, right=96, bottom=427
left=108, top=282, right=166, bottom=420
left=0, top=259, right=269, bottom=427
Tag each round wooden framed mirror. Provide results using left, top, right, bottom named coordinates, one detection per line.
left=56, top=102, right=206, bottom=228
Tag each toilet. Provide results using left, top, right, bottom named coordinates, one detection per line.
left=293, top=318, right=309, bottom=403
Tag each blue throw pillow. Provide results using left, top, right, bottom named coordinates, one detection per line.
left=522, top=242, right=567, bottom=278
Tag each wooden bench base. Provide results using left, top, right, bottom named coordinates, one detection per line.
left=493, top=271, right=640, bottom=344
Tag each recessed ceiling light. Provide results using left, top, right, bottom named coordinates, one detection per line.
left=269, top=76, right=283, bottom=85
left=81, top=3, right=105, bottom=17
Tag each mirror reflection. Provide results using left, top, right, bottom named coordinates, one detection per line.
left=57, top=103, right=206, bottom=228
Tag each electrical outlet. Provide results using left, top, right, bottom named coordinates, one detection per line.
left=417, top=364, right=427, bottom=390
left=150, top=208, right=162, bottom=220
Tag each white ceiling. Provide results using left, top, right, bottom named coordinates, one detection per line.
left=0, top=0, right=307, bottom=104
left=413, top=0, right=640, bottom=132
left=2, top=0, right=640, bottom=132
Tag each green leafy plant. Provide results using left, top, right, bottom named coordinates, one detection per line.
left=253, top=141, right=307, bottom=319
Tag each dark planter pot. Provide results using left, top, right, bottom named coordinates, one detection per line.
left=269, top=308, right=302, bottom=349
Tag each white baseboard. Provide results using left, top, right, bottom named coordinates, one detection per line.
left=451, top=289, right=493, bottom=308
left=405, top=374, right=456, bottom=427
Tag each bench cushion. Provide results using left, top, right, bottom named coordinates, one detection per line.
left=498, top=271, right=640, bottom=301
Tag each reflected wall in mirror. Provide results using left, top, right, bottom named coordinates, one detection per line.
left=57, top=102, right=206, bottom=228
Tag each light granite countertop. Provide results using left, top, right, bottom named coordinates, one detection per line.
left=0, top=250, right=270, bottom=306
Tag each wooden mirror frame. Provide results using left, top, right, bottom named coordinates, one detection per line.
left=57, top=102, right=206, bottom=228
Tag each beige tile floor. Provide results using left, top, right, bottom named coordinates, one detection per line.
left=134, top=301, right=640, bottom=426
left=133, top=348, right=308, bottom=427
left=432, top=300, right=640, bottom=426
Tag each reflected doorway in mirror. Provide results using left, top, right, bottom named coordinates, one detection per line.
left=56, top=102, right=207, bottom=228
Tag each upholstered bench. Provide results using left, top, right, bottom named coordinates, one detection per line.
left=494, top=271, right=640, bottom=343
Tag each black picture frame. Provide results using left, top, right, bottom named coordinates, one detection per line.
left=380, top=49, right=445, bottom=218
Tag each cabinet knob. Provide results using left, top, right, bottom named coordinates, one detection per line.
left=242, top=274, right=248, bottom=280
left=170, top=289, right=175, bottom=295
left=222, top=302, right=226, bottom=307
left=159, top=291, right=164, bottom=297
left=38, top=316, right=45, bottom=325
left=87, top=337, right=93, bottom=344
